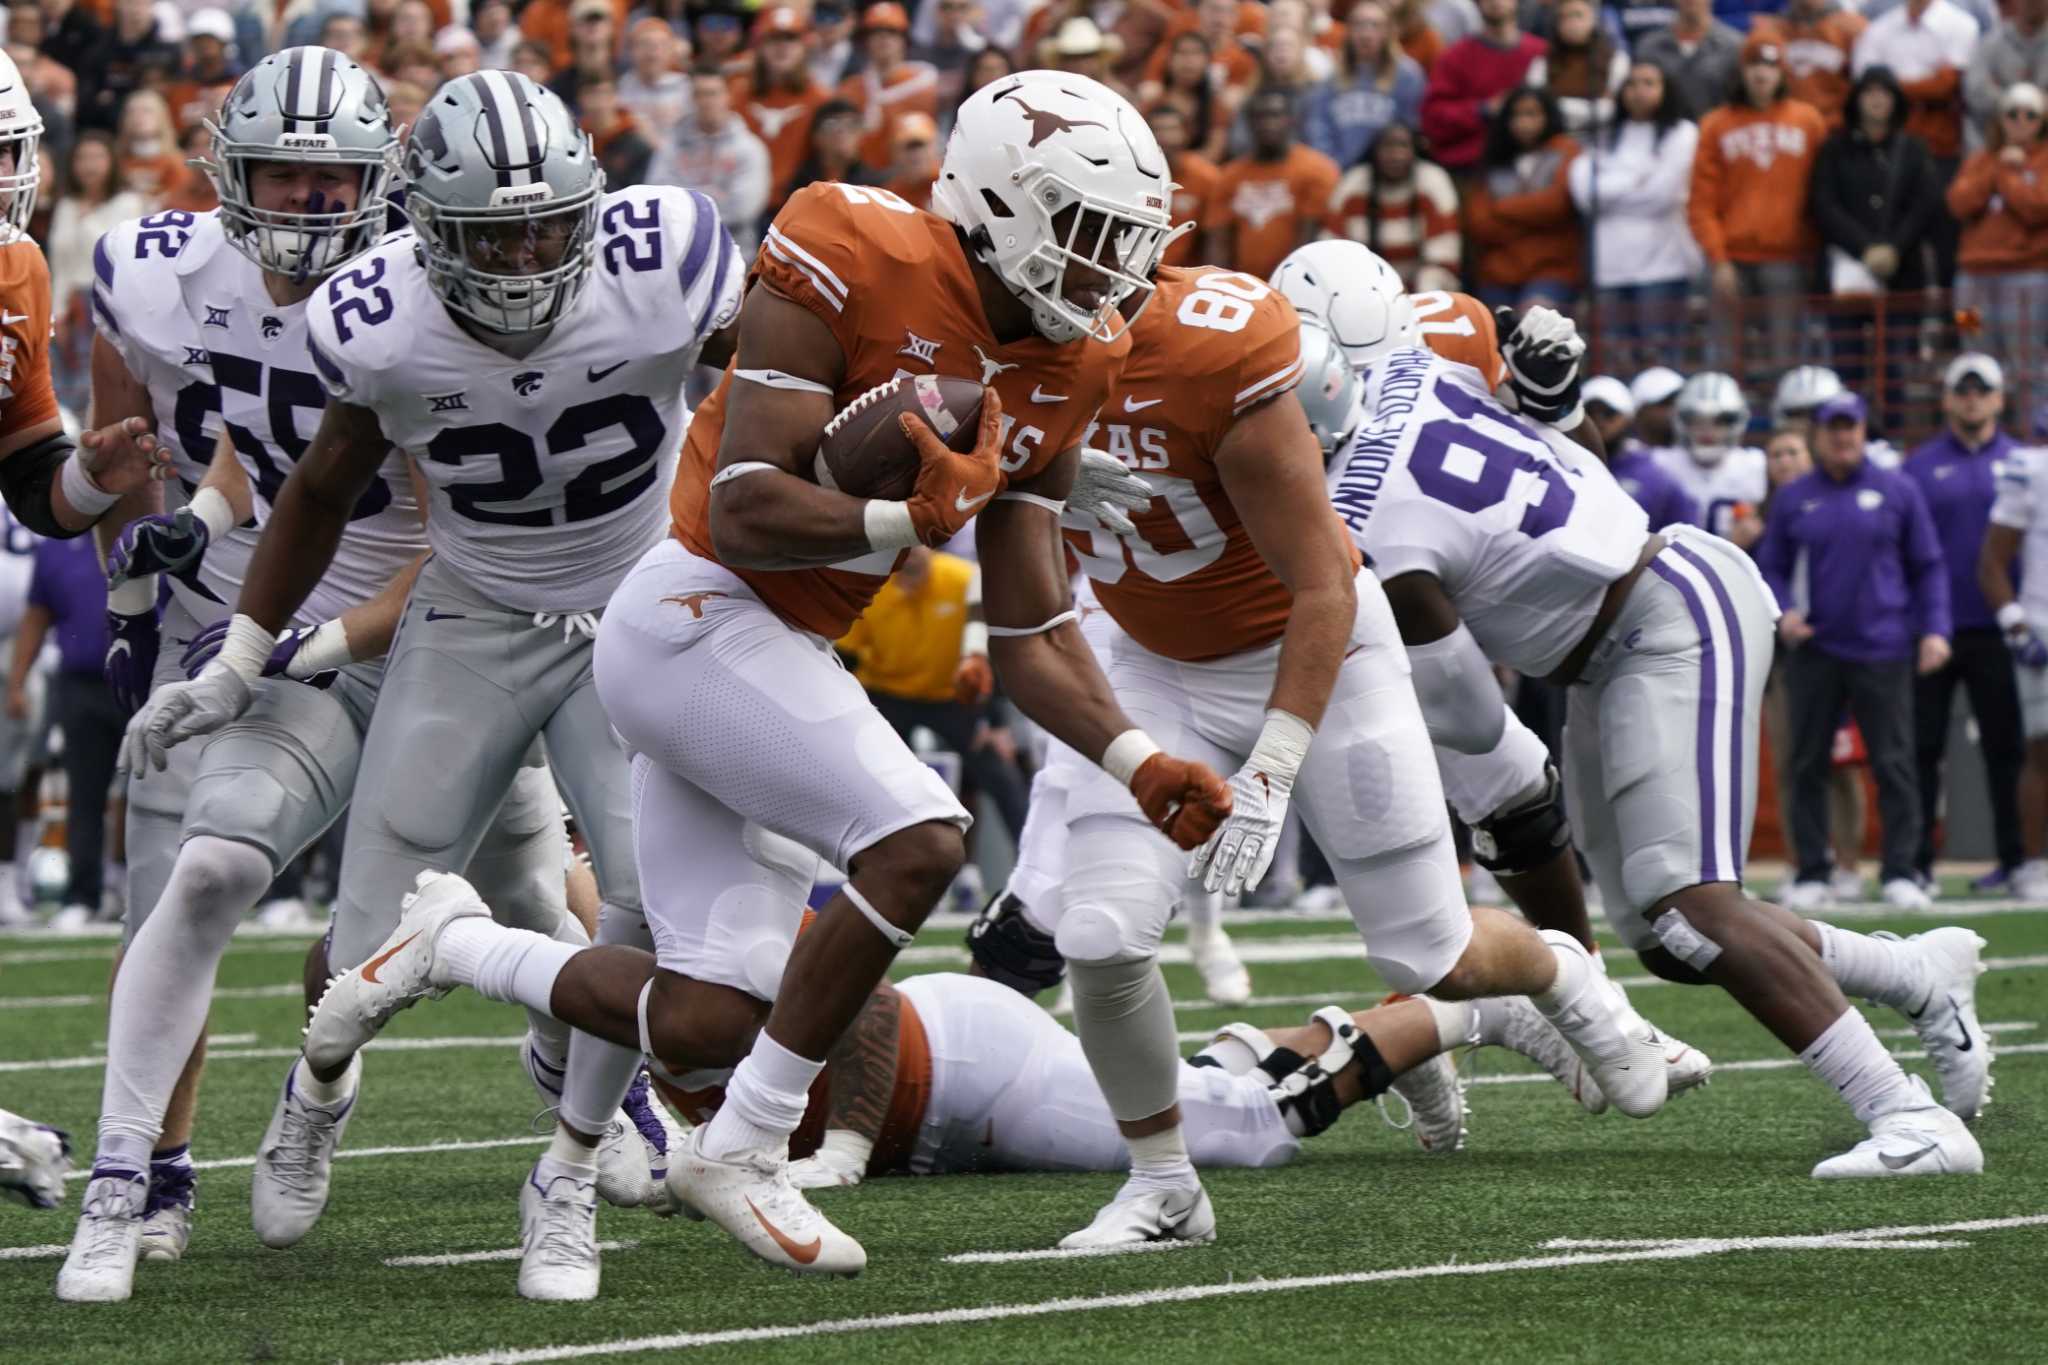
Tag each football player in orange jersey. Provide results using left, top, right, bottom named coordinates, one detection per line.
left=302, top=71, right=1232, bottom=1282
left=0, top=50, right=164, bottom=540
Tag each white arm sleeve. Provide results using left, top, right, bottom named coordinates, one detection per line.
left=1406, top=622, right=1508, bottom=755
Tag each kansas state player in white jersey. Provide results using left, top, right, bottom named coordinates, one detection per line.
left=1984, top=444, right=2048, bottom=901
left=1657, top=371, right=1766, bottom=544
left=136, top=70, right=740, bottom=1302
left=1333, top=338, right=1994, bottom=1182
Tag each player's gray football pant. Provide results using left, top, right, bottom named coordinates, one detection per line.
left=329, top=555, right=647, bottom=1133
left=123, top=597, right=216, bottom=946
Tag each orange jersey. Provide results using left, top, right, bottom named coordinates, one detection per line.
left=0, top=239, right=59, bottom=443
left=671, top=182, right=1127, bottom=641
left=1213, top=146, right=1341, bottom=283
left=1065, top=266, right=1318, bottom=662
left=1161, top=151, right=1219, bottom=269
left=732, top=74, right=829, bottom=203
left=1410, top=289, right=1505, bottom=392
left=838, top=63, right=941, bottom=169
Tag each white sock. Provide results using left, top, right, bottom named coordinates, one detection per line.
left=297, top=1054, right=356, bottom=1106
left=1800, top=1008, right=1918, bottom=1124
left=556, top=903, right=651, bottom=1136
left=1183, top=882, right=1223, bottom=937
left=1531, top=934, right=1583, bottom=1012
left=1816, top=923, right=1930, bottom=1012
left=1125, top=1125, right=1195, bottom=1190
left=435, top=916, right=580, bottom=1014
left=1422, top=996, right=1477, bottom=1052
left=98, top=837, right=272, bottom=1169
left=541, top=1123, right=599, bottom=1180
left=700, top=1032, right=823, bottom=1161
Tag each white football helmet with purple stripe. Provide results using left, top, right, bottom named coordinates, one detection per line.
left=403, top=70, right=603, bottom=335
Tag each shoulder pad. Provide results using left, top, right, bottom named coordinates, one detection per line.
left=596, top=186, right=741, bottom=344
left=305, top=237, right=417, bottom=402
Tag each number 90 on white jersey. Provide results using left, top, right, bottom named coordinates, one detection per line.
left=1329, top=347, right=1649, bottom=677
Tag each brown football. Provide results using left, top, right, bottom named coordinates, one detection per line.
left=814, top=374, right=988, bottom=501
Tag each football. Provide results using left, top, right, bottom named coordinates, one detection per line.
left=814, top=374, right=987, bottom=501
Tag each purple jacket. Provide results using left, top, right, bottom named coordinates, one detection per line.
left=28, top=538, right=109, bottom=675
left=1610, top=446, right=1700, bottom=531
left=1904, top=428, right=2017, bottom=633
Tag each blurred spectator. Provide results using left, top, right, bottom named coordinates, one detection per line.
left=78, top=0, right=179, bottom=133
left=840, top=3, right=939, bottom=168
left=620, top=18, right=687, bottom=132
left=1759, top=390, right=1951, bottom=910
left=158, top=119, right=219, bottom=214
left=1419, top=0, right=1543, bottom=173
left=788, top=96, right=881, bottom=197
left=1948, top=82, right=2048, bottom=379
left=694, top=11, right=746, bottom=70
left=319, top=12, right=370, bottom=65
left=1389, top=0, right=1444, bottom=73
left=524, top=0, right=622, bottom=72
left=1629, top=365, right=1686, bottom=453
left=8, top=3, right=78, bottom=139
left=1613, top=0, right=1679, bottom=50
left=386, top=0, right=435, bottom=56
left=883, top=109, right=939, bottom=207
left=916, top=0, right=1028, bottom=62
left=9, top=537, right=121, bottom=922
left=46, top=133, right=144, bottom=316
left=1142, top=0, right=1260, bottom=94
left=1143, top=32, right=1237, bottom=163
left=1906, top=353, right=2025, bottom=886
left=947, top=45, right=1015, bottom=137
left=1524, top=0, right=1624, bottom=135
left=1038, top=16, right=1125, bottom=97
left=1637, top=0, right=1742, bottom=124
left=1587, top=374, right=1700, bottom=528
left=651, top=65, right=771, bottom=254
left=1302, top=0, right=1424, bottom=170
left=113, top=90, right=182, bottom=205
left=473, top=0, right=521, bottom=69
left=1255, top=23, right=1328, bottom=101
left=1324, top=121, right=1460, bottom=290
left=552, top=2, right=623, bottom=111
left=1853, top=0, right=1975, bottom=168
left=383, top=44, right=441, bottom=92
left=581, top=76, right=651, bottom=188
left=919, top=0, right=990, bottom=95
left=510, top=40, right=557, bottom=87
left=1147, top=102, right=1219, bottom=269
left=1690, top=37, right=1825, bottom=371
left=434, top=24, right=484, bottom=83
left=1464, top=86, right=1579, bottom=310
left=1570, top=60, right=1699, bottom=373
left=732, top=8, right=822, bottom=210
left=1750, top=0, right=1867, bottom=131
left=809, top=3, right=858, bottom=89
left=1018, top=0, right=1169, bottom=92
left=1208, top=85, right=1339, bottom=280
left=386, top=77, right=428, bottom=135
left=40, top=0, right=106, bottom=85
left=1965, top=0, right=2048, bottom=136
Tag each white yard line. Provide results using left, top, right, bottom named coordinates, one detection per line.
left=48, top=1133, right=549, bottom=1185
left=0, top=983, right=303, bottom=1009
left=0, top=1243, right=68, bottom=1260
left=384, top=1240, right=639, bottom=1268
left=1465, top=1039, right=2048, bottom=1088
left=384, top=1214, right=2048, bottom=1365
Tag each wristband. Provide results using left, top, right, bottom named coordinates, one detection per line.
left=215, top=613, right=278, bottom=682
left=1999, top=602, right=2028, bottom=633
left=962, top=620, right=989, bottom=656
left=187, top=486, right=235, bottom=540
left=862, top=498, right=919, bottom=552
left=1246, top=708, right=1315, bottom=797
left=289, top=618, right=356, bottom=678
left=1101, top=728, right=1162, bottom=788
left=59, top=451, right=118, bottom=517
left=107, top=573, right=156, bottom=617
left=1546, top=400, right=1587, bottom=433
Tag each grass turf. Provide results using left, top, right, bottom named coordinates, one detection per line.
left=2, top=902, right=2044, bottom=1364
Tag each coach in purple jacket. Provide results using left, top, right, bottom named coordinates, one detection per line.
left=1757, top=391, right=1952, bottom=909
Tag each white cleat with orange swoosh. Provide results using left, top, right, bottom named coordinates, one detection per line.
left=302, top=872, right=490, bottom=1074
left=666, top=1127, right=866, bottom=1276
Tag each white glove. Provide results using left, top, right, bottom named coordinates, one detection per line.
left=1062, top=448, right=1154, bottom=537
left=1189, top=710, right=1314, bottom=896
left=0, top=1109, right=72, bottom=1209
left=131, top=664, right=253, bottom=773
left=1496, top=304, right=1586, bottom=428
left=786, top=1128, right=873, bottom=1190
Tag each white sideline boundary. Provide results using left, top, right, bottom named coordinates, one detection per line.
left=384, top=1214, right=2048, bottom=1364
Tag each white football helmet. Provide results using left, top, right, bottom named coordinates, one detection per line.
left=1297, top=320, right=1362, bottom=461
left=1270, top=240, right=1414, bottom=372
left=931, top=69, right=1178, bottom=345
left=1676, top=372, right=1751, bottom=466
left=1772, top=365, right=1844, bottom=426
left=0, top=50, right=44, bottom=236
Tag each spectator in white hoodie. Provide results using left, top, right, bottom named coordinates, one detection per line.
left=1569, top=60, right=1701, bottom=375
left=648, top=66, right=774, bottom=257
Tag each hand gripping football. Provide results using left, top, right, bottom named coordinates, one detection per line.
left=814, top=374, right=989, bottom=501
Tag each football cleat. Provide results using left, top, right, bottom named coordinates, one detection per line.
left=1892, top=927, right=1993, bottom=1119
left=1059, top=1179, right=1217, bottom=1250
left=0, top=1110, right=71, bottom=1208
left=1492, top=994, right=1605, bottom=1114
left=250, top=1054, right=360, bottom=1248
left=1602, top=975, right=1713, bottom=1097
left=56, top=1171, right=147, bottom=1302
left=1532, top=931, right=1667, bottom=1119
left=302, top=872, right=488, bottom=1074
left=1386, top=1054, right=1468, bottom=1154
left=138, top=1160, right=196, bottom=1263
left=1881, top=877, right=1933, bottom=911
left=519, top=1158, right=601, bottom=1301
left=621, top=1071, right=684, bottom=1214
left=1812, top=1077, right=1984, bottom=1178
left=591, top=1117, right=654, bottom=1210
left=1188, top=927, right=1252, bottom=1006
left=1783, top=881, right=1835, bottom=912
left=666, top=1127, right=866, bottom=1275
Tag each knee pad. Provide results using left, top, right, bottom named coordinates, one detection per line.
left=967, top=891, right=1066, bottom=996
left=373, top=721, right=476, bottom=855
left=743, top=823, right=822, bottom=897
left=171, top=834, right=275, bottom=913
left=1055, top=904, right=1152, bottom=966
left=182, top=768, right=297, bottom=870
left=1471, top=763, right=1572, bottom=877
left=1651, top=908, right=1723, bottom=971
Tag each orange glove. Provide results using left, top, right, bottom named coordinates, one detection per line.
left=901, top=388, right=1004, bottom=547
left=1130, top=753, right=1232, bottom=850
left=953, top=653, right=994, bottom=705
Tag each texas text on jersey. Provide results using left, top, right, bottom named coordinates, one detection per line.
left=1066, top=265, right=1325, bottom=660
left=93, top=208, right=423, bottom=628
left=308, top=184, right=741, bottom=613
left=1330, top=344, right=1648, bottom=676
left=669, top=180, right=1127, bottom=640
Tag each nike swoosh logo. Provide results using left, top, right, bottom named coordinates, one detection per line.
left=1123, top=396, right=1163, bottom=412
left=1030, top=385, right=1067, bottom=403
left=423, top=608, right=466, bottom=622
left=745, top=1196, right=821, bottom=1264
left=955, top=489, right=993, bottom=513
left=1, top=310, right=26, bottom=325
left=1950, top=996, right=1973, bottom=1051
left=587, top=360, right=628, bottom=382
left=1879, top=1141, right=1941, bottom=1171
left=361, top=932, right=420, bottom=985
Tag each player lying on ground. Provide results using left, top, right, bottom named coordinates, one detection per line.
left=0, top=1107, right=71, bottom=1209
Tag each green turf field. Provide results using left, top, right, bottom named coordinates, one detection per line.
left=4, top=894, right=2044, bottom=1364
